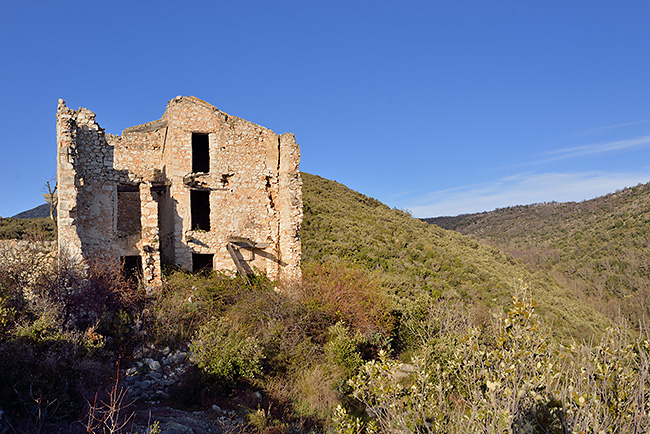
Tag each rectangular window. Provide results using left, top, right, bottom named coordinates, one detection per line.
left=117, top=184, right=141, bottom=235
left=191, top=190, right=210, bottom=231
left=193, top=253, right=214, bottom=273
left=192, top=133, right=210, bottom=173
left=121, top=255, right=142, bottom=283
left=153, top=185, right=175, bottom=264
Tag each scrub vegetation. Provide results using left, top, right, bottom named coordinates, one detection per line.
left=0, top=174, right=647, bottom=433
left=0, top=217, right=56, bottom=241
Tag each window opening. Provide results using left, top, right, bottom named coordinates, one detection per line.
left=121, top=255, right=142, bottom=283
left=191, top=190, right=210, bottom=231
left=117, top=184, right=141, bottom=235
left=192, top=133, right=210, bottom=173
left=193, top=253, right=214, bottom=273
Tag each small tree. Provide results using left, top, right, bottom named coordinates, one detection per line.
left=43, top=176, right=58, bottom=225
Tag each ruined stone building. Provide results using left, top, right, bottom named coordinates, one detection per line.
left=56, top=96, right=302, bottom=284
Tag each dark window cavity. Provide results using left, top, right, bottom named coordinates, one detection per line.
left=117, top=184, right=141, bottom=235
left=122, top=255, right=142, bottom=282
left=193, top=253, right=214, bottom=273
left=191, top=190, right=210, bottom=231
left=192, top=133, right=210, bottom=173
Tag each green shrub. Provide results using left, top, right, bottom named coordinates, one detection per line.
left=191, top=317, right=264, bottom=384
left=301, top=172, right=610, bottom=339
left=325, top=321, right=364, bottom=376
left=0, top=324, right=111, bottom=429
left=0, top=295, right=16, bottom=336
left=246, top=407, right=288, bottom=434
left=147, top=270, right=274, bottom=347
left=0, top=252, right=134, bottom=430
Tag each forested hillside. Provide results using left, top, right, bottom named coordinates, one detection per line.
left=302, top=173, right=610, bottom=338
left=425, top=181, right=650, bottom=325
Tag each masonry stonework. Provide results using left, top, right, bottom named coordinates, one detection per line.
left=56, top=96, right=302, bottom=284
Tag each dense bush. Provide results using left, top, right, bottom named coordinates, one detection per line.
left=0, top=248, right=144, bottom=432
left=301, top=172, right=610, bottom=340
left=1, top=246, right=646, bottom=433
left=335, top=284, right=650, bottom=433
left=299, top=260, right=395, bottom=336
left=165, top=262, right=393, bottom=427
left=144, top=270, right=264, bottom=347
left=191, top=317, right=264, bottom=383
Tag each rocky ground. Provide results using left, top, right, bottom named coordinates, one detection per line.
left=117, top=344, right=247, bottom=434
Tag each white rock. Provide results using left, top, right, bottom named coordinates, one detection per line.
left=148, top=359, right=161, bottom=371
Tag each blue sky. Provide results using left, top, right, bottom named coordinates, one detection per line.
left=0, top=0, right=648, bottom=218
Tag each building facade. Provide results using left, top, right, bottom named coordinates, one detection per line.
left=56, top=96, right=302, bottom=284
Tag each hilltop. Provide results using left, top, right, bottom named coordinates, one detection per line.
left=11, top=203, right=51, bottom=219
left=0, top=216, right=56, bottom=240
left=425, top=181, right=650, bottom=325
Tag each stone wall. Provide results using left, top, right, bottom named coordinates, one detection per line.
left=0, top=240, right=57, bottom=256
left=56, top=96, right=302, bottom=284
left=0, top=240, right=57, bottom=277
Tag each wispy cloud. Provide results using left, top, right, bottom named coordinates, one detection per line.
left=578, top=119, right=650, bottom=135
left=405, top=171, right=650, bottom=218
left=384, top=190, right=418, bottom=201
left=534, top=135, right=650, bottom=164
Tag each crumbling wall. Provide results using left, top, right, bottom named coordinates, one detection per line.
left=56, top=100, right=114, bottom=266
left=56, top=96, right=302, bottom=284
left=56, top=100, right=161, bottom=284
left=112, top=122, right=167, bottom=283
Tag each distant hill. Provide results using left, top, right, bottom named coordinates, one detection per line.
left=424, top=181, right=650, bottom=326
left=12, top=203, right=52, bottom=219
left=302, top=173, right=610, bottom=339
